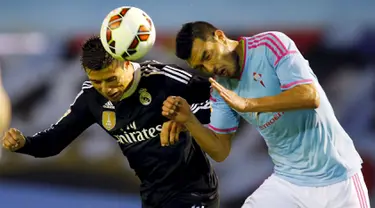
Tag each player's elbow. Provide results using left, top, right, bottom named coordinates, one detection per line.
left=210, top=145, right=231, bottom=162
left=209, top=132, right=232, bottom=162
left=310, top=94, right=320, bottom=109
left=299, top=84, right=320, bottom=109
left=306, top=87, right=320, bottom=109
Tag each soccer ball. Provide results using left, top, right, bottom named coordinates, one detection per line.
left=100, top=6, right=156, bottom=61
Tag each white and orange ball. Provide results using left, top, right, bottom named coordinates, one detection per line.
left=100, top=6, right=156, bottom=61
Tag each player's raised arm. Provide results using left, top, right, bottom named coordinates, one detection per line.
left=2, top=82, right=95, bottom=158
left=160, top=71, right=212, bottom=146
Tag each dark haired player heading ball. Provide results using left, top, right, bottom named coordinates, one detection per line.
left=1, top=36, right=219, bottom=208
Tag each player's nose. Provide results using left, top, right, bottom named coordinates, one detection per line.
left=102, top=87, right=112, bottom=95
left=203, top=63, right=214, bottom=73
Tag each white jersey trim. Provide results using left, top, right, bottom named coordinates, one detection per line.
left=140, top=64, right=192, bottom=85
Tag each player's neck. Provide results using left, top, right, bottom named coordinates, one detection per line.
left=120, top=62, right=141, bottom=101
left=227, top=39, right=239, bottom=51
left=124, top=78, right=134, bottom=92
left=233, top=40, right=245, bottom=78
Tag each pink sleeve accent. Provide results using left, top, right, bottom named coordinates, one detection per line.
left=280, top=79, right=313, bottom=90
left=207, top=124, right=238, bottom=133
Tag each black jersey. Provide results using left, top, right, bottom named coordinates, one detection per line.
left=16, top=61, right=218, bottom=207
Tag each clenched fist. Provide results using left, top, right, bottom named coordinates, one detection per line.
left=162, top=96, right=194, bottom=123
left=1, top=128, right=26, bottom=151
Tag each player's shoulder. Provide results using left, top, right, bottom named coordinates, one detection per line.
left=68, top=81, right=97, bottom=107
left=242, top=31, right=292, bottom=53
left=242, top=31, right=296, bottom=65
left=250, top=31, right=291, bottom=42
left=81, top=81, right=94, bottom=91
left=79, top=81, right=96, bottom=97
left=139, top=60, right=193, bottom=85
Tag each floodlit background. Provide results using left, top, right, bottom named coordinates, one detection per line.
left=1, top=0, right=375, bottom=207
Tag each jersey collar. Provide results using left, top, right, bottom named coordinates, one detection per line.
left=120, top=62, right=141, bottom=100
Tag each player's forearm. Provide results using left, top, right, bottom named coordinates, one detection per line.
left=245, top=84, right=320, bottom=112
left=16, top=126, right=82, bottom=157
left=0, top=87, right=11, bottom=133
left=184, top=115, right=230, bottom=162
left=16, top=135, right=65, bottom=157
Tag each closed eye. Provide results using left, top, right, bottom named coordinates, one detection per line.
left=205, top=53, right=212, bottom=61
left=106, top=76, right=117, bottom=82
left=91, top=80, right=101, bottom=85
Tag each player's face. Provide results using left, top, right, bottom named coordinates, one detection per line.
left=187, top=31, right=239, bottom=77
left=86, top=61, right=134, bottom=102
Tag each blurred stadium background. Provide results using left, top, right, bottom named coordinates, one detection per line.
left=1, top=0, right=375, bottom=207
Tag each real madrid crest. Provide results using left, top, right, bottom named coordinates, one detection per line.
left=102, top=111, right=116, bottom=131
left=139, top=88, right=152, bottom=106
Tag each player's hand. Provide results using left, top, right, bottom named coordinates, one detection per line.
left=160, top=121, right=186, bottom=146
left=162, top=96, right=194, bottom=123
left=209, top=78, right=249, bottom=112
left=1, top=128, right=26, bottom=151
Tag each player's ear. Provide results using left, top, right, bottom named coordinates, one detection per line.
left=214, top=30, right=226, bottom=43
left=123, top=61, right=131, bottom=70
left=84, top=67, right=92, bottom=75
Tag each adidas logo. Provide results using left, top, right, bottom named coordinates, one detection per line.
left=103, top=101, right=115, bottom=109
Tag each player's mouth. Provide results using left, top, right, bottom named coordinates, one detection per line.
left=108, top=92, right=121, bottom=100
left=216, top=68, right=227, bottom=76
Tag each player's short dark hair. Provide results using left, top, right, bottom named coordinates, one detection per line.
left=80, top=36, right=115, bottom=71
left=175, top=21, right=218, bottom=60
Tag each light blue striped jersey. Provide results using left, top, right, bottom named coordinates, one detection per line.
left=208, top=32, right=362, bottom=186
